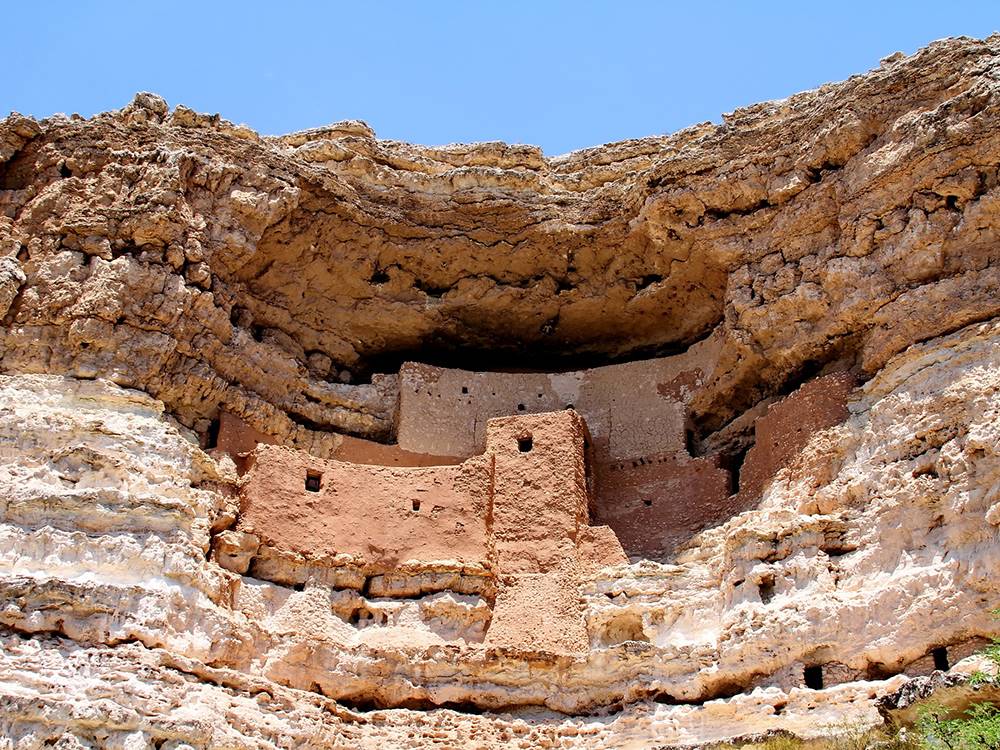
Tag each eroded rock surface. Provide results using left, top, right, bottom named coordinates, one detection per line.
left=4, top=36, right=1000, bottom=449
left=3, top=34, right=1000, bottom=750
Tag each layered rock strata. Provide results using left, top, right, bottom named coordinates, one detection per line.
left=3, top=33, right=1000, bottom=749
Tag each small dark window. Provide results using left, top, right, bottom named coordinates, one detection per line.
left=804, top=665, right=823, bottom=690
left=412, top=498, right=421, bottom=511
left=518, top=436, right=533, bottom=453
left=642, top=498, right=652, bottom=507
left=461, top=386, right=468, bottom=394
left=517, top=403, right=526, bottom=411
left=932, top=646, right=950, bottom=671
left=305, top=471, right=322, bottom=492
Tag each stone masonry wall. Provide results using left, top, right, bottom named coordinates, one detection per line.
left=593, top=453, right=733, bottom=558
left=237, top=410, right=627, bottom=653
left=396, top=333, right=721, bottom=462
left=737, top=372, right=857, bottom=503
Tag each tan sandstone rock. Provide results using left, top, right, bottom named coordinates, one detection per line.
left=3, top=34, right=1000, bottom=750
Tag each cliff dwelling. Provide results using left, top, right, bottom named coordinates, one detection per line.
left=217, top=350, right=858, bottom=567
left=5, top=34, right=1000, bottom=750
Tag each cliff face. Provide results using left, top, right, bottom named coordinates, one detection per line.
left=3, top=35, right=1000, bottom=749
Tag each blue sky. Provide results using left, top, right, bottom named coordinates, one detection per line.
left=7, top=2, right=999, bottom=155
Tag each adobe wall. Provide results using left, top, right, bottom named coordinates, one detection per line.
left=237, top=445, right=493, bottom=571
left=236, top=410, right=626, bottom=654
left=331, top=433, right=463, bottom=467
left=215, top=411, right=278, bottom=469
left=486, top=411, right=592, bottom=575
left=737, top=372, right=856, bottom=503
left=217, top=410, right=460, bottom=472
left=593, top=453, right=733, bottom=559
left=396, top=332, right=721, bottom=462
left=483, top=410, right=619, bottom=653
left=586, top=371, right=856, bottom=559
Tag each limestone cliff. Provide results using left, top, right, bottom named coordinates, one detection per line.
left=3, top=35, right=1000, bottom=749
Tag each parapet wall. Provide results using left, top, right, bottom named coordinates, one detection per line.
left=216, top=410, right=461, bottom=472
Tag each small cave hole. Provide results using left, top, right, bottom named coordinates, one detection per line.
left=59, top=163, right=72, bottom=179
left=251, top=325, right=265, bottom=342
left=804, top=665, right=824, bottom=690
left=866, top=662, right=900, bottom=680
left=204, top=417, right=221, bottom=450
left=412, top=498, right=421, bottom=512
left=518, top=436, right=533, bottom=453
left=565, top=403, right=574, bottom=410
left=932, top=646, right=950, bottom=671
left=758, top=575, right=775, bottom=604
left=305, top=471, right=322, bottom=492
left=293, top=582, right=305, bottom=592
left=642, top=498, right=653, bottom=507
left=517, top=403, right=526, bottom=411
left=637, top=273, right=664, bottom=291
left=720, top=440, right=753, bottom=495
left=461, top=386, right=468, bottom=394
left=946, top=195, right=960, bottom=210
left=369, top=267, right=390, bottom=284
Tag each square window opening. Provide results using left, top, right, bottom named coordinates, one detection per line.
left=305, top=471, right=322, bottom=492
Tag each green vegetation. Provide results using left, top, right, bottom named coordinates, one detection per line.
left=914, top=627, right=1000, bottom=750
left=916, top=703, right=1000, bottom=750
